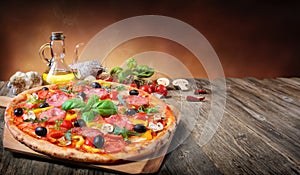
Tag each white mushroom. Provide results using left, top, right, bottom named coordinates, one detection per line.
left=172, top=79, right=189, bottom=91
left=148, top=122, right=164, bottom=132
left=101, top=123, right=114, bottom=134
left=157, top=78, right=170, bottom=87
left=23, top=111, right=36, bottom=121
left=153, top=114, right=162, bottom=121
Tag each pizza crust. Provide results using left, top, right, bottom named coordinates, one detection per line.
left=4, top=81, right=177, bottom=164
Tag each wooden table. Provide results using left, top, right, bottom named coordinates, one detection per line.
left=0, top=78, right=299, bottom=175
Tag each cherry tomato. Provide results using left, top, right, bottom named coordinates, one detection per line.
left=135, top=112, right=148, bottom=120
left=60, top=120, right=73, bottom=130
left=155, top=84, right=168, bottom=96
left=84, top=137, right=94, bottom=146
left=23, top=103, right=38, bottom=109
left=37, top=90, right=53, bottom=99
left=104, top=76, right=113, bottom=82
left=139, top=85, right=152, bottom=94
left=149, top=83, right=157, bottom=92
left=129, top=83, right=138, bottom=88
left=109, top=90, right=119, bottom=100
left=47, top=130, right=65, bottom=143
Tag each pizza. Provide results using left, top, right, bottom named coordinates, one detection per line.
left=4, top=80, right=177, bottom=163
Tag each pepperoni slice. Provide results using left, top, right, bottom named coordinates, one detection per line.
left=126, top=95, right=149, bottom=108
left=38, top=107, right=66, bottom=123
left=84, top=88, right=108, bottom=100
left=105, top=133, right=123, bottom=140
left=72, top=127, right=102, bottom=138
left=104, top=140, right=125, bottom=153
left=105, top=115, right=133, bottom=130
left=46, top=92, right=69, bottom=107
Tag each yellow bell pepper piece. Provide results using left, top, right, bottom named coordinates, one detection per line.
left=141, top=130, right=152, bottom=140
left=82, top=145, right=102, bottom=153
left=65, top=113, right=77, bottom=121
left=128, top=118, right=148, bottom=126
left=32, top=106, right=54, bottom=114
left=26, top=94, right=31, bottom=100
left=101, top=82, right=111, bottom=88
left=72, top=135, right=84, bottom=149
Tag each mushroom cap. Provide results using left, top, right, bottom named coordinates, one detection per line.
left=172, top=79, right=190, bottom=91
left=157, top=78, right=170, bottom=86
left=172, top=79, right=189, bottom=85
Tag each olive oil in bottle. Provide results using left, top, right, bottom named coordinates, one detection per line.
left=42, top=71, right=75, bottom=84
left=40, top=32, right=75, bottom=84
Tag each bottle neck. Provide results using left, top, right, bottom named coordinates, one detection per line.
left=51, top=39, right=65, bottom=60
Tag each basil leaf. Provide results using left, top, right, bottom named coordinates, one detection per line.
left=145, top=106, right=159, bottom=114
left=93, top=100, right=118, bottom=117
left=87, top=95, right=100, bottom=107
left=117, top=94, right=126, bottom=107
left=133, top=65, right=154, bottom=78
left=115, top=85, right=125, bottom=92
left=97, top=107, right=118, bottom=117
left=59, top=86, right=72, bottom=94
left=80, top=106, right=91, bottom=113
left=113, top=126, right=140, bottom=141
left=117, top=69, right=132, bottom=82
left=81, top=111, right=97, bottom=123
left=113, top=125, right=123, bottom=135
left=27, top=93, right=45, bottom=104
left=110, top=67, right=123, bottom=76
left=62, top=98, right=86, bottom=111
left=65, top=130, right=72, bottom=141
left=54, top=120, right=63, bottom=130
left=126, top=57, right=137, bottom=69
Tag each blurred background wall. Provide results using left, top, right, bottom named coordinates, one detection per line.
left=0, top=0, right=299, bottom=80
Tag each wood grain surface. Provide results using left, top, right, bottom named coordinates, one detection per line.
left=1, top=78, right=300, bottom=175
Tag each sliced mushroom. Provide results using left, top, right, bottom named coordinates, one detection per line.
left=172, top=79, right=189, bottom=91
left=57, top=136, right=71, bottom=146
left=157, top=78, right=170, bottom=87
left=100, top=123, right=114, bottom=134
left=23, top=111, right=36, bottom=121
left=148, top=122, right=164, bottom=132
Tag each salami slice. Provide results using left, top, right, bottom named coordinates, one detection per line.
left=105, top=115, right=133, bottom=130
left=39, top=107, right=66, bottom=123
left=104, top=140, right=125, bottom=153
left=126, top=95, right=149, bottom=108
left=46, top=92, right=69, bottom=107
left=72, top=127, right=102, bottom=138
left=84, top=88, right=108, bottom=99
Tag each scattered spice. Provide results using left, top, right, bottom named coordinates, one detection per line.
left=186, top=96, right=205, bottom=102
left=194, top=89, right=208, bottom=95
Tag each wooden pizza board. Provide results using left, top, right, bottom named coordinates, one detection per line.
left=1, top=96, right=168, bottom=174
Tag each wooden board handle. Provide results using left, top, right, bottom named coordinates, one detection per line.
left=0, top=96, right=12, bottom=107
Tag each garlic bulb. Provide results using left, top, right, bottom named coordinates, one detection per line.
left=8, top=71, right=42, bottom=95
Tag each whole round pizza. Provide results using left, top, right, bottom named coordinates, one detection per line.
left=5, top=80, right=177, bottom=163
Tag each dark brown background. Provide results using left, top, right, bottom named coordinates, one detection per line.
left=0, top=0, right=299, bottom=80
